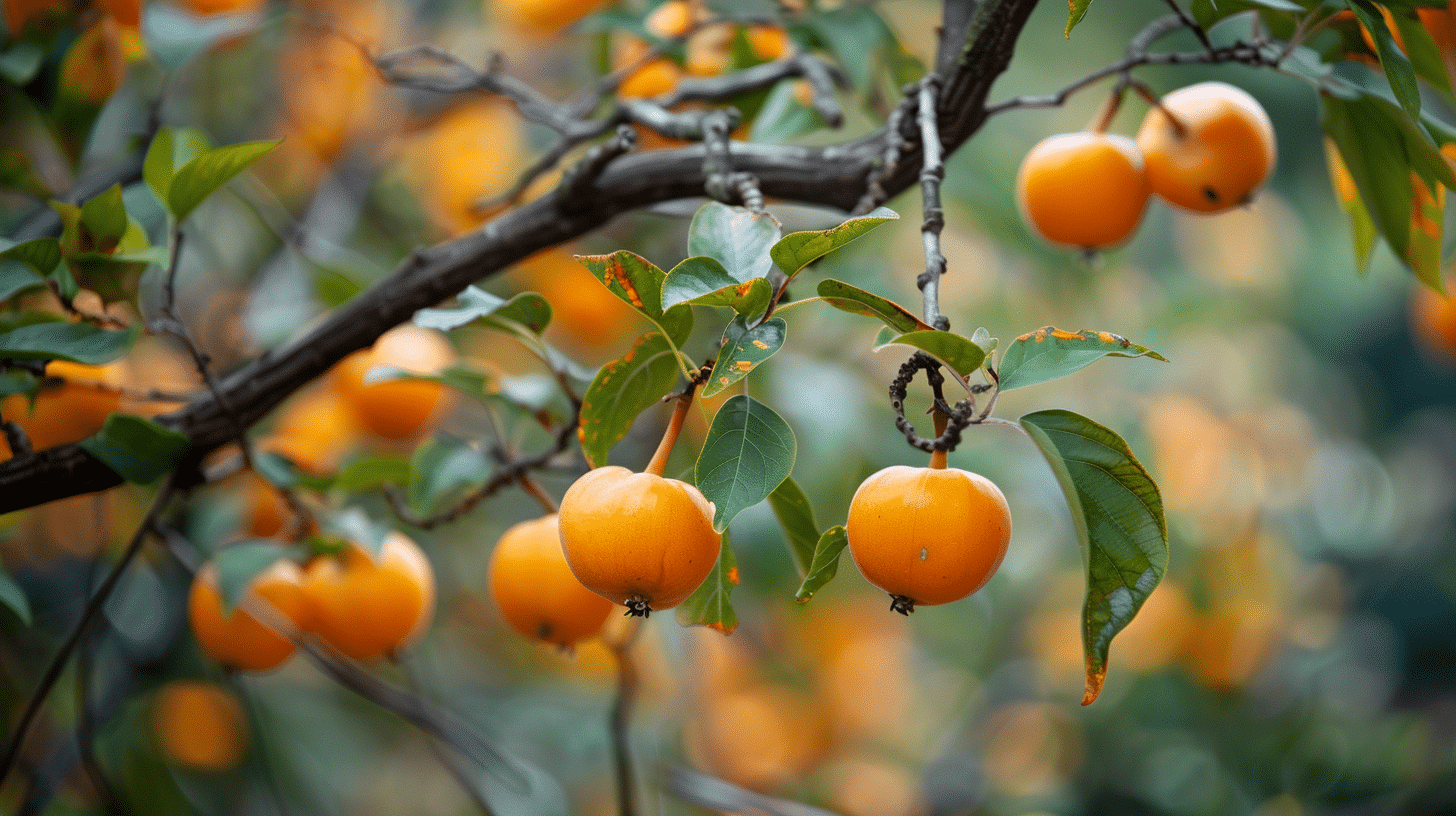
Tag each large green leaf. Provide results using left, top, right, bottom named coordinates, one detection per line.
left=335, top=456, right=414, bottom=492
left=79, top=414, right=191, bottom=484
left=817, top=279, right=932, bottom=334
left=409, top=436, right=493, bottom=518
left=0, top=322, right=139, bottom=364
left=0, top=237, right=63, bottom=277
left=996, top=328, right=1167, bottom=392
left=1019, top=410, right=1168, bottom=705
left=79, top=184, right=129, bottom=253
left=1388, top=6, right=1455, bottom=98
left=1348, top=0, right=1421, bottom=117
left=578, top=332, right=686, bottom=468
left=0, top=262, right=45, bottom=303
left=576, top=251, right=693, bottom=346
left=687, top=201, right=781, bottom=283
left=661, top=256, right=773, bottom=317
left=873, top=329, right=988, bottom=379
left=702, top=316, right=785, bottom=398
left=695, top=395, right=796, bottom=532
left=675, top=534, right=739, bottom=634
left=769, top=207, right=898, bottom=278
left=767, top=476, right=819, bottom=577
left=794, top=525, right=848, bottom=603
left=0, top=569, right=31, bottom=625
left=168, top=139, right=282, bottom=221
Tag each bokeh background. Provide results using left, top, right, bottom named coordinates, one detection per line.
left=4, top=0, right=1456, bottom=814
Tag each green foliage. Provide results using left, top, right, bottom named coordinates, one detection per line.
left=1348, top=0, right=1422, bottom=116
left=817, top=278, right=932, bottom=333
left=995, top=327, right=1167, bottom=391
left=687, top=201, right=782, bottom=283
left=0, top=569, right=32, bottom=625
left=78, top=414, right=190, bottom=484
left=1019, top=409, right=1169, bottom=705
left=0, top=321, right=139, bottom=364
left=872, top=328, right=988, bottom=379
left=767, top=476, right=820, bottom=577
left=161, top=138, right=282, bottom=221
left=676, top=534, right=739, bottom=633
left=695, top=394, right=796, bottom=532
left=415, top=287, right=553, bottom=336
left=578, top=332, right=685, bottom=468
left=215, top=540, right=296, bottom=613
left=794, top=526, right=849, bottom=603
left=769, top=207, right=898, bottom=278
left=576, top=251, right=694, bottom=348
left=703, top=315, right=785, bottom=397
left=408, top=437, right=493, bottom=517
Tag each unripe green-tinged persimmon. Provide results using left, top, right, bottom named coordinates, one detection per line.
left=558, top=465, right=721, bottom=616
left=846, top=465, right=1011, bottom=614
left=1136, top=81, right=1276, bottom=213
left=1016, top=132, right=1151, bottom=250
left=188, top=558, right=313, bottom=672
left=304, top=532, right=435, bottom=661
left=488, top=513, right=615, bottom=647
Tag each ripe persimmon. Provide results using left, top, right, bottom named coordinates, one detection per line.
left=188, top=557, right=313, bottom=672
left=495, top=0, right=604, bottom=34
left=846, top=465, right=1011, bottom=614
left=304, top=531, right=435, bottom=661
left=1, top=360, right=123, bottom=459
left=183, top=0, right=264, bottom=14
left=1016, top=131, right=1151, bottom=250
left=1136, top=81, right=1276, bottom=213
left=153, top=681, right=249, bottom=771
left=332, top=324, right=457, bottom=440
left=1411, top=281, right=1456, bottom=357
left=488, top=513, right=615, bottom=648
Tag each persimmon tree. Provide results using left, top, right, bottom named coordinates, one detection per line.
left=2, top=0, right=1455, bottom=814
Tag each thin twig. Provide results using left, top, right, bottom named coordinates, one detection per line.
left=1162, top=0, right=1214, bottom=52
left=914, top=75, right=949, bottom=332
left=0, top=478, right=176, bottom=790
left=605, top=620, right=644, bottom=816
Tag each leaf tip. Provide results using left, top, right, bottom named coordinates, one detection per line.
left=1082, top=666, right=1107, bottom=705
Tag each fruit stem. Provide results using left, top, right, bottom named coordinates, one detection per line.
left=1130, top=82, right=1188, bottom=137
left=929, top=409, right=949, bottom=470
left=644, top=386, right=696, bottom=478
left=517, top=472, right=558, bottom=514
left=1088, top=88, right=1124, bottom=134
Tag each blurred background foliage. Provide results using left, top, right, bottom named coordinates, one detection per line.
left=3, top=0, right=1456, bottom=815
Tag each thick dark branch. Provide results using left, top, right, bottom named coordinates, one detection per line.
left=0, top=0, right=1040, bottom=514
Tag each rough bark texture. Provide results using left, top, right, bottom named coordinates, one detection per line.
left=0, top=0, right=1040, bottom=514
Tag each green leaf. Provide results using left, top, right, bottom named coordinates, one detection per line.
left=415, top=287, right=553, bottom=336
left=1066, top=0, right=1092, bottom=37
left=578, top=332, right=686, bottom=469
left=0, top=262, right=45, bottom=303
left=324, top=507, right=393, bottom=558
left=0, top=41, right=45, bottom=85
left=1, top=238, right=63, bottom=277
left=1390, top=8, right=1455, bottom=98
left=703, top=316, right=786, bottom=398
left=817, top=279, right=932, bottom=334
left=686, top=201, right=782, bottom=283
left=167, top=139, right=282, bottom=221
left=873, top=329, right=987, bottom=379
left=794, top=525, right=848, bottom=603
left=0, top=322, right=139, bottom=364
left=79, top=414, right=191, bottom=484
left=661, top=256, right=773, bottom=317
left=144, top=127, right=177, bottom=203
left=675, top=534, right=739, bottom=634
left=335, top=457, right=414, bottom=491
left=215, top=540, right=294, bottom=613
left=0, top=569, right=32, bottom=625
left=1325, top=139, right=1379, bottom=272
left=1348, top=0, right=1422, bottom=117
left=769, top=207, right=898, bottom=279
left=996, top=328, right=1168, bottom=392
left=767, top=476, right=819, bottom=577
left=0, top=370, right=37, bottom=398
left=809, top=4, right=893, bottom=89
left=695, top=395, right=796, bottom=532
left=576, top=251, right=694, bottom=347
left=408, top=437, right=493, bottom=517
left=1323, top=91, right=1456, bottom=287
left=80, top=183, right=129, bottom=252
left=1019, top=410, right=1168, bottom=705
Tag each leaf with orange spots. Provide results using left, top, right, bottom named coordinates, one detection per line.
left=703, top=316, right=785, bottom=397
left=1019, top=410, right=1167, bottom=705
left=662, top=256, right=773, bottom=318
left=577, top=331, right=686, bottom=468
left=676, top=533, right=738, bottom=634
left=816, top=278, right=932, bottom=334
left=793, top=525, right=847, bottom=603
left=995, top=327, right=1166, bottom=392
left=577, top=250, right=693, bottom=346
left=1065, top=0, right=1092, bottom=37
left=769, top=206, right=898, bottom=279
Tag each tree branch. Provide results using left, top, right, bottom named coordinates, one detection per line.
left=0, top=0, right=1041, bottom=513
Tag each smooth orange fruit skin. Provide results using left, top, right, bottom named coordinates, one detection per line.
left=1016, top=132, right=1151, bottom=250
left=304, top=532, right=435, bottom=661
left=1136, top=81, right=1276, bottom=213
left=184, top=0, right=264, bottom=14
left=153, top=681, right=249, bottom=771
left=259, top=385, right=363, bottom=476
left=495, top=0, right=604, bottom=34
left=846, top=466, right=1011, bottom=608
left=333, top=324, right=456, bottom=439
left=645, top=0, right=694, bottom=38
left=1411, top=283, right=1456, bottom=357
left=1, top=360, right=122, bottom=459
left=188, top=558, right=312, bottom=672
left=558, top=466, right=721, bottom=613
left=488, top=513, right=615, bottom=647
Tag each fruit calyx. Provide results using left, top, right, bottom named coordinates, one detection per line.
left=889, top=594, right=918, bottom=616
